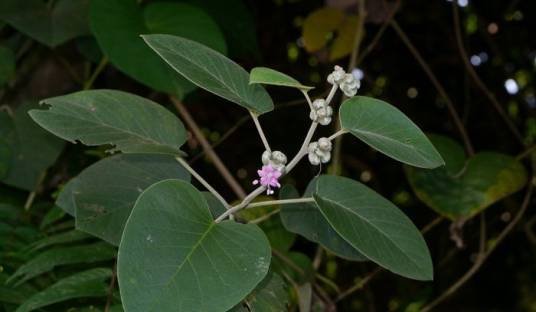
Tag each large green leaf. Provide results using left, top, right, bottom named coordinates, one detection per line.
left=0, top=46, right=15, bottom=86
left=118, top=180, right=271, bottom=312
left=57, top=154, right=189, bottom=245
left=0, top=0, right=90, bottom=47
left=183, top=0, right=260, bottom=59
left=2, top=103, right=64, bottom=191
left=143, top=34, right=274, bottom=115
left=26, top=230, right=91, bottom=253
left=279, top=183, right=365, bottom=261
left=340, top=96, right=444, bottom=169
left=250, top=67, right=313, bottom=91
left=8, top=242, right=115, bottom=286
left=15, top=268, right=112, bottom=312
left=243, top=272, right=289, bottom=311
left=312, top=175, right=433, bottom=280
left=90, top=0, right=226, bottom=97
left=405, top=134, right=528, bottom=220
left=30, top=90, right=186, bottom=155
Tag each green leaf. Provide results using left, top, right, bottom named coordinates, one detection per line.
left=340, top=96, right=444, bottom=169
left=312, top=175, right=433, bottom=280
left=2, top=103, right=64, bottom=191
left=59, top=154, right=190, bottom=245
left=14, top=268, right=112, bottom=312
left=90, top=0, right=226, bottom=97
left=0, top=273, right=36, bottom=305
left=118, top=180, right=271, bottom=312
left=142, top=34, right=274, bottom=115
left=39, top=206, right=66, bottom=230
left=31, top=90, right=186, bottom=155
left=405, top=134, right=528, bottom=220
left=183, top=0, right=260, bottom=59
left=250, top=67, right=313, bottom=91
left=0, top=111, right=13, bottom=180
left=0, top=0, right=90, bottom=47
left=8, top=242, right=115, bottom=286
left=74, top=154, right=190, bottom=245
left=239, top=196, right=296, bottom=252
left=271, top=252, right=314, bottom=285
left=26, top=230, right=91, bottom=253
left=203, top=192, right=227, bottom=219
left=0, top=46, right=15, bottom=86
left=244, top=272, right=289, bottom=311
left=279, top=183, right=366, bottom=261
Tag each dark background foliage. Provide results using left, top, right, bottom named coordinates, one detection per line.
left=0, top=0, right=535, bottom=311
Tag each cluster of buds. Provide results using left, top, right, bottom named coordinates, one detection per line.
left=307, top=137, right=333, bottom=165
left=261, top=150, right=287, bottom=172
left=309, top=99, right=333, bottom=126
left=327, top=65, right=360, bottom=97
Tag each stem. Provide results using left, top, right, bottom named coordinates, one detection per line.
left=328, top=129, right=347, bottom=141
left=301, top=90, right=314, bottom=111
left=215, top=186, right=266, bottom=222
left=246, top=197, right=315, bottom=209
left=171, top=97, right=247, bottom=199
left=391, top=20, right=475, bottom=156
left=83, top=56, right=108, bottom=90
left=250, top=208, right=280, bottom=224
left=176, top=157, right=230, bottom=209
left=250, top=112, right=271, bottom=152
left=286, top=122, right=318, bottom=172
left=451, top=2, right=524, bottom=146
left=325, top=84, right=338, bottom=106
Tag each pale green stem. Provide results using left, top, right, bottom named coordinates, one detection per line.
left=83, top=56, right=108, bottom=90
left=250, top=112, right=271, bottom=152
left=325, top=84, right=338, bottom=105
left=247, top=197, right=315, bottom=209
left=301, top=90, right=314, bottom=111
left=328, top=129, right=348, bottom=141
left=176, top=157, right=230, bottom=210
left=250, top=208, right=281, bottom=224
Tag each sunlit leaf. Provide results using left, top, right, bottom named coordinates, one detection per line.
left=405, top=134, right=528, bottom=220
left=302, top=8, right=344, bottom=52
left=329, top=15, right=359, bottom=61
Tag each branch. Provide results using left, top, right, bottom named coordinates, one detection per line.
left=420, top=179, right=534, bottom=312
left=246, top=197, right=315, bottom=209
left=176, top=157, right=229, bottom=209
left=251, top=112, right=271, bottom=152
left=390, top=20, right=475, bottom=156
left=451, top=2, right=524, bottom=146
left=170, top=97, right=247, bottom=199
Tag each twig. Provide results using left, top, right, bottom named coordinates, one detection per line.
left=176, top=157, right=229, bottom=209
left=170, top=97, right=246, bottom=199
left=250, top=208, right=280, bottom=224
left=246, top=197, right=315, bottom=209
left=516, top=145, right=536, bottom=160
left=250, top=112, right=271, bottom=152
left=390, top=20, right=475, bottom=156
left=286, top=122, right=318, bottom=172
left=420, top=180, right=534, bottom=312
left=83, top=56, right=108, bottom=90
left=104, top=261, right=117, bottom=312
left=24, top=171, right=47, bottom=211
left=328, top=129, right=348, bottom=141
left=451, top=2, right=524, bottom=146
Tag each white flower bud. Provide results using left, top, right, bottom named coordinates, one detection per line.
left=339, top=73, right=360, bottom=97
left=318, top=137, right=332, bottom=151
left=307, top=140, right=332, bottom=165
left=261, top=150, right=287, bottom=172
left=309, top=99, right=333, bottom=125
left=327, top=65, right=346, bottom=85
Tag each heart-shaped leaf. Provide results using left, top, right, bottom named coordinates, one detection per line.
left=405, top=134, right=528, bottom=220
left=90, top=0, right=226, bottom=97
left=143, top=34, right=274, bottom=115
left=30, top=89, right=187, bottom=155
left=250, top=67, right=313, bottom=91
left=118, top=180, right=271, bottom=312
left=0, top=0, right=90, bottom=47
left=340, top=96, right=444, bottom=169
left=56, top=154, right=190, bottom=245
left=279, top=183, right=366, bottom=261
left=2, top=103, right=64, bottom=191
left=312, top=175, right=433, bottom=280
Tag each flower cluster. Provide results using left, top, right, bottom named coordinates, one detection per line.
left=253, top=164, right=282, bottom=195
left=327, top=65, right=360, bottom=97
left=261, top=150, right=287, bottom=172
left=307, top=137, right=333, bottom=165
left=309, top=98, right=333, bottom=125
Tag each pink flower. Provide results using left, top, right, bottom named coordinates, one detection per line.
left=253, top=164, right=282, bottom=195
